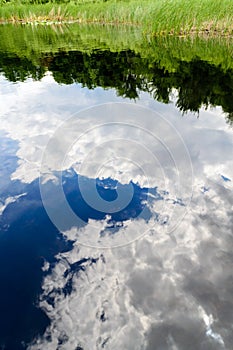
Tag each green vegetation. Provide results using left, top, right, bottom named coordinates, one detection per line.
left=0, top=24, right=233, bottom=123
left=0, top=0, right=233, bottom=36
left=0, top=24, right=233, bottom=71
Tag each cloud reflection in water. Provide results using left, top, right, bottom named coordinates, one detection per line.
left=0, top=75, right=233, bottom=350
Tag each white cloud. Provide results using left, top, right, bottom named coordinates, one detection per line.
left=29, top=176, right=233, bottom=349
left=0, top=74, right=96, bottom=183
left=0, top=193, right=27, bottom=215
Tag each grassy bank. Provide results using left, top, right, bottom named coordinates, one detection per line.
left=0, top=0, right=233, bottom=36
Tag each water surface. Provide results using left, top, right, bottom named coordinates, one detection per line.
left=0, top=24, right=233, bottom=350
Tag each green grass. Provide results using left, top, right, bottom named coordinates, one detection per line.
left=0, top=0, right=233, bottom=36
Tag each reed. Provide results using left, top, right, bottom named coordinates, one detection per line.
left=0, top=0, right=232, bottom=36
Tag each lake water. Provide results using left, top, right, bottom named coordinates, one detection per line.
left=0, top=24, right=233, bottom=350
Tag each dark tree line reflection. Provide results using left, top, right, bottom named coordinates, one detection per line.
left=0, top=49, right=232, bottom=120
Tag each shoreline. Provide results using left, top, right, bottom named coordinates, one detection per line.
left=0, top=19, right=232, bottom=38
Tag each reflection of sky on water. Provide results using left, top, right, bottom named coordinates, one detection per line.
left=0, top=73, right=233, bottom=350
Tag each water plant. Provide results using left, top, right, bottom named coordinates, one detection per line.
left=0, top=0, right=232, bottom=36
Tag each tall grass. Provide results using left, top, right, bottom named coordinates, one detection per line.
left=0, top=0, right=232, bottom=36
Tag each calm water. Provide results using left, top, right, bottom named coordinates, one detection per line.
left=0, top=25, right=233, bottom=350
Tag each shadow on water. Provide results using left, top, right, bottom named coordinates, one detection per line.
left=0, top=24, right=233, bottom=121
